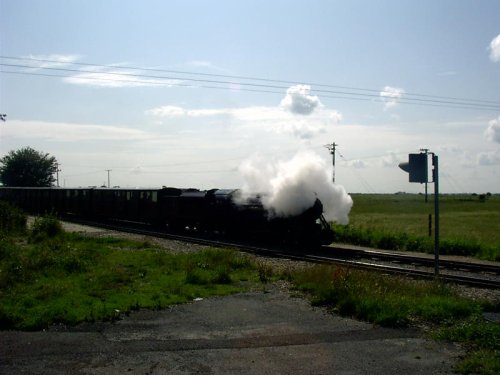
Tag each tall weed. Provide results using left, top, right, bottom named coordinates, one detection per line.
left=291, top=264, right=481, bottom=327
left=0, top=201, right=27, bottom=234
left=29, top=214, right=63, bottom=242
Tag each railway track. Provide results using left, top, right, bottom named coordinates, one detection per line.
left=306, top=251, right=500, bottom=290
left=321, top=245, right=500, bottom=274
left=63, top=217, right=500, bottom=290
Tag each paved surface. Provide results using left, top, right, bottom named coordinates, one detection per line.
left=1, top=285, right=460, bottom=375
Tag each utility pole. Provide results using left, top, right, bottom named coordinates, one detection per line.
left=105, top=169, right=112, bottom=188
left=55, top=163, right=61, bottom=187
left=324, top=142, right=337, bottom=184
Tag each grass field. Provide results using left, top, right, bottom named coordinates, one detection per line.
left=334, top=194, right=500, bottom=261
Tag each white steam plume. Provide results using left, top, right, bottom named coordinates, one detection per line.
left=238, top=152, right=353, bottom=224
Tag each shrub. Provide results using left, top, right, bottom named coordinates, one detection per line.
left=0, top=201, right=27, bottom=234
left=29, top=214, right=63, bottom=242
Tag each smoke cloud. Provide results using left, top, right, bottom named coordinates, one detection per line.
left=238, top=152, right=353, bottom=224
left=280, top=85, right=321, bottom=115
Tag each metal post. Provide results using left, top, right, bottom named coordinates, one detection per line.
left=105, top=169, right=112, bottom=188
left=428, top=214, right=432, bottom=237
left=432, top=154, right=439, bottom=276
left=420, top=148, right=429, bottom=202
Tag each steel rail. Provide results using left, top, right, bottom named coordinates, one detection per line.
left=321, top=245, right=500, bottom=275
left=302, top=254, right=500, bottom=289
left=61, top=217, right=500, bottom=289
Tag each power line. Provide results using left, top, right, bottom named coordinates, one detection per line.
left=2, top=68, right=498, bottom=112
left=2, top=54, right=499, bottom=106
left=1, top=57, right=499, bottom=111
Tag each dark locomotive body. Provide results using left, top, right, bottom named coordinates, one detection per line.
left=0, top=186, right=334, bottom=247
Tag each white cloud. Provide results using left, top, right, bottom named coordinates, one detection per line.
left=25, top=54, right=81, bottom=69
left=146, top=103, right=341, bottom=140
left=380, top=86, right=405, bottom=109
left=146, top=105, right=188, bottom=117
left=477, top=150, right=500, bottom=166
left=488, top=34, right=500, bottom=62
left=280, top=85, right=321, bottom=115
left=347, top=159, right=366, bottom=169
left=18, top=55, right=181, bottom=88
left=485, top=116, right=500, bottom=143
left=380, top=151, right=402, bottom=167
left=146, top=105, right=234, bottom=118
left=64, top=67, right=180, bottom=88
left=2, top=120, right=150, bottom=142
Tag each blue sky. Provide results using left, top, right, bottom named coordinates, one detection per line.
left=1, top=0, right=499, bottom=194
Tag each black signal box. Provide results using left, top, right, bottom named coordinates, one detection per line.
left=399, top=153, right=428, bottom=183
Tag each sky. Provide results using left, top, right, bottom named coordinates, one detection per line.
left=1, top=0, right=499, bottom=194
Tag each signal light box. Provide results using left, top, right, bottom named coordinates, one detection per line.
left=398, top=153, right=428, bottom=183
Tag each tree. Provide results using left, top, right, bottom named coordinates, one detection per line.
left=0, top=147, right=58, bottom=187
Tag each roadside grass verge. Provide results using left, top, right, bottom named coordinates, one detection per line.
left=287, top=264, right=499, bottom=375
left=0, top=217, right=259, bottom=330
left=434, top=319, right=500, bottom=375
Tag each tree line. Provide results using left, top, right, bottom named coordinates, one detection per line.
left=0, top=147, right=58, bottom=187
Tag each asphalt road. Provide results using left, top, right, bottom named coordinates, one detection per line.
left=1, top=283, right=461, bottom=375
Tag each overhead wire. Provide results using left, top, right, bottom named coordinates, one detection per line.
left=2, top=55, right=499, bottom=106
left=335, top=147, right=377, bottom=193
left=1, top=56, right=499, bottom=111
left=1, top=68, right=497, bottom=111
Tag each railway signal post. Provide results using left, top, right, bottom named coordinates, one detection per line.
left=399, top=151, right=440, bottom=276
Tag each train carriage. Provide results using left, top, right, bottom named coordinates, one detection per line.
left=0, top=186, right=334, bottom=247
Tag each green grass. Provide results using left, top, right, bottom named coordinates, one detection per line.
left=0, top=223, right=259, bottom=330
left=335, top=194, right=500, bottom=260
left=287, top=264, right=499, bottom=375
left=434, top=319, right=500, bottom=375
left=288, top=264, right=483, bottom=326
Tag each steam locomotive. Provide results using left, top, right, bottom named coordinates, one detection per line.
left=0, top=186, right=334, bottom=247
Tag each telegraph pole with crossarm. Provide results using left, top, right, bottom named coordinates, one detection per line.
left=324, top=142, right=337, bottom=184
